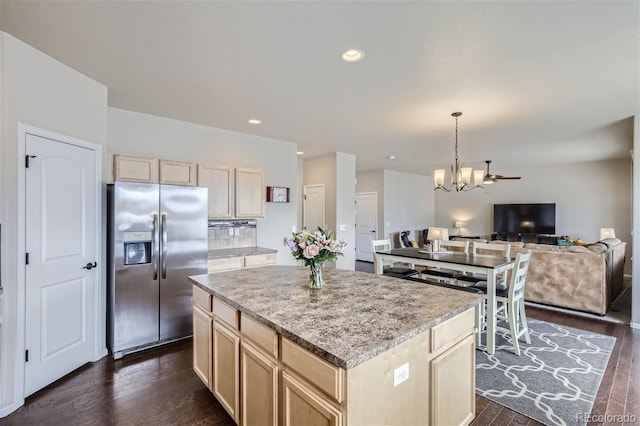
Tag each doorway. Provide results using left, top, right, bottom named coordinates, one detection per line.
left=355, top=192, right=378, bottom=262
left=19, top=125, right=103, bottom=398
left=303, top=184, right=325, bottom=231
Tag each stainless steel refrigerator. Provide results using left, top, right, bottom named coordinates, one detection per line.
left=107, top=181, right=208, bottom=359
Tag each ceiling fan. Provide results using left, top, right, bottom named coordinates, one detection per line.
left=483, top=160, right=521, bottom=184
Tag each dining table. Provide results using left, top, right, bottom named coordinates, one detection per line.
left=374, top=247, right=516, bottom=355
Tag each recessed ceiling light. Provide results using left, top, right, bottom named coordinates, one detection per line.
left=387, top=155, right=396, bottom=160
left=248, top=119, right=261, bottom=125
left=297, top=151, right=304, bottom=155
left=341, top=48, right=364, bottom=63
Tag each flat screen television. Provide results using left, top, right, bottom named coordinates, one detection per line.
left=493, top=203, right=556, bottom=235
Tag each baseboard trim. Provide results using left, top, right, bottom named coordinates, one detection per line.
left=631, top=322, right=640, bottom=329
left=0, top=399, right=24, bottom=418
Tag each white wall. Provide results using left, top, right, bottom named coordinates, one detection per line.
left=0, top=32, right=108, bottom=416
left=107, top=107, right=299, bottom=266
left=335, top=153, right=356, bottom=270
left=383, top=170, right=435, bottom=246
left=434, top=159, right=632, bottom=270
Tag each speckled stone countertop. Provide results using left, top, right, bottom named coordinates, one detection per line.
left=189, top=266, right=480, bottom=370
left=207, top=246, right=277, bottom=259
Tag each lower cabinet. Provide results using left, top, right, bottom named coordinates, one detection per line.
left=282, top=370, right=343, bottom=426
left=192, top=285, right=476, bottom=426
left=192, top=306, right=212, bottom=389
left=212, top=320, right=240, bottom=423
left=240, top=341, right=278, bottom=426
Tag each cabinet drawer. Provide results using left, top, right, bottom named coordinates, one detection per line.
left=281, top=337, right=344, bottom=403
left=241, top=314, right=278, bottom=358
left=244, top=253, right=276, bottom=268
left=431, top=308, right=475, bottom=353
left=193, top=285, right=212, bottom=313
left=213, top=297, right=239, bottom=330
left=208, top=257, right=244, bottom=273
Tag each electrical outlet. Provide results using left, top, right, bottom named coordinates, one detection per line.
left=228, top=228, right=234, bottom=236
left=393, top=363, right=409, bottom=387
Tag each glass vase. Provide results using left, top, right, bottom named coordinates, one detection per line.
left=308, top=262, right=324, bottom=289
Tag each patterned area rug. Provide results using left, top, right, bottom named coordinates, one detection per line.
left=476, top=319, right=616, bottom=426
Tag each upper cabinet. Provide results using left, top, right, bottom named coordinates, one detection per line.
left=115, top=155, right=265, bottom=219
left=235, top=167, right=265, bottom=219
left=113, top=155, right=196, bottom=186
left=113, top=154, right=158, bottom=183
left=197, top=164, right=265, bottom=219
left=159, top=159, right=197, bottom=186
left=197, top=164, right=235, bottom=219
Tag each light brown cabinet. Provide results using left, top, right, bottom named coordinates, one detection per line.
left=212, top=319, right=240, bottom=423
left=241, top=341, right=278, bottom=426
left=159, top=159, right=197, bottom=186
left=208, top=253, right=276, bottom=274
left=282, top=370, right=343, bottom=426
left=197, top=164, right=235, bottom=218
left=197, top=164, right=265, bottom=219
left=192, top=283, right=476, bottom=426
left=192, top=305, right=213, bottom=389
left=113, top=154, right=196, bottom=186
left=235, top=167, right=265, bottom=218
left=113, top=154, right=158, bottom=183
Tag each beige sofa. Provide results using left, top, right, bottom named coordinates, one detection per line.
left=454, top=237, right=626, bottom=315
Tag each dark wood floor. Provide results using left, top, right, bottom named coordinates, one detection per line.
left=2, top=307, right=638, bottom=426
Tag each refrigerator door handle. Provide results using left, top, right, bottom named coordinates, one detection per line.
left=152, top=214, right=159, bottom=280
left=161, top=214, right=168, bottom=279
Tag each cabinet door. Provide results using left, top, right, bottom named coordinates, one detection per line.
left=244, top=253, right=276, bottom=269
left=213, top=319, right=240, bottom=422
left=113, top=154, right=158, bottom=183
left=193, top=306, right=212, bottom=390
left=159, top=159, right=197, bottom=186
left=282, top=370, right=343, bottom=426
left=235, top=167, right=264, bottom=218
left=198, top=164, right=235, bottom=218
left=430, top=334, right=475, bottom=426
left=241, top=341, right=278, bottom=426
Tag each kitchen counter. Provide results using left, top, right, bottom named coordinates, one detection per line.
left=190, top=265, right=479, bottom=369
left=207, top=246, right=276, bottom=260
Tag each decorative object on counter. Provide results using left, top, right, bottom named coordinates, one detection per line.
left=266, top=186, right=290, bottom=203
left=454, top=220, right=466, bottom=236
left=284, top=227, right=347, bottom=289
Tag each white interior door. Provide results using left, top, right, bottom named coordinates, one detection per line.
left=303, top=184, right=325, bottom=231
left=24, top=133, right=98, bottom=397
left=356, top=192, right=378, bottom=262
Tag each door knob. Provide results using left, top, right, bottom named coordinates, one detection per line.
left=82, top=262, right=97, bottom=270
left=371, top=230, right=376, bottom=232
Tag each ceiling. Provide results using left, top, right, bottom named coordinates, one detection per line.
left=1, top=1, right=638, bottom=176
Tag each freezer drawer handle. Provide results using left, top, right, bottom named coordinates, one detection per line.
left=82, top=262, right=97, bottom=270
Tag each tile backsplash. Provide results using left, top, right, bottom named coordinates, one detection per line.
left=208, top=220, right=257, bottom=250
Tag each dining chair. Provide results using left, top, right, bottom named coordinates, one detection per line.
left=475, top=250, right=532, bottom=355
left=457, top=242, right=512, bottom=285
left=421, top=240, right=469, bottom=284
left=371, top=239, right=419, bottom=278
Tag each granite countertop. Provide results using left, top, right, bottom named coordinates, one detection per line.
left=207, top=246, right=277, bottom=260
left=189, top=266, right=480, bottom=370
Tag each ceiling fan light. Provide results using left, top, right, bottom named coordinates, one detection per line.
left=483, top=176, right=495, bottom=184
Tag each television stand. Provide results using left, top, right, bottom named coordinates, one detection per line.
left=491, top=232, right=560, bottom=245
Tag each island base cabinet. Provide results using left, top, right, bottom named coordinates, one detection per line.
left=240, top=341, right=278, bottom=426
left=430, top=334, right=475, bottom=426
left=213, top=320, right=240, bottom=423
left=282, top=370, right=343, bottom=426
left=193, top=306, right=212, bottom=390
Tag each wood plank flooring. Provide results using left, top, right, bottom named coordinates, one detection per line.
left=2, top=307, right=637, bottom=425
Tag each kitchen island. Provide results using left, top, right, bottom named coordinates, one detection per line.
left=189, top=266, right=481, bottom=426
